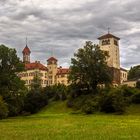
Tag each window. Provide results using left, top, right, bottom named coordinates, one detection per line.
left=114, top=40, right=118, bottom=46
left=102, top=39, right=110, bottom=45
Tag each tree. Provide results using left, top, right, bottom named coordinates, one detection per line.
left=24, top=90, right=48, bottom=114
left=128, top=65, right=140, bottom=80
left=24, top=74, right=48, bottom=114
left=69, top=41, right=112, bottom=94
left=0, top=44, right=27, bottom=116
left=30, top=74, right=42, bottom=91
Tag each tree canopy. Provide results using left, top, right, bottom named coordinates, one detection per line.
left=69, top=41, right=112, bottom=93
left=0, top=44, right=25, bottom=95
left=0, top=44, right=27, bottom=116
left=128, top=65, right=140, bottom=80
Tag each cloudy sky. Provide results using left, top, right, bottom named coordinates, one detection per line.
left=0, top=0, right=140, bottom=69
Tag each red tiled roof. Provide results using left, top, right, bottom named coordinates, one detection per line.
left=47, top=57, right=57, bottom=62
left=25, top=61, right=48, bottom=71
left=57, top=68, right=69, bottom=75
left=22, top=45, right=31, bottom=54
left=98, top=33, right=120, bottom=40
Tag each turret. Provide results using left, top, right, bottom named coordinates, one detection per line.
left=22, top=45, right=31, bottom=63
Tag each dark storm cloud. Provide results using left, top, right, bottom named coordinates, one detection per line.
left=0, top=0, right=140, bottom=68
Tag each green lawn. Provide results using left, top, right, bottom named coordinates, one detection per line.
left=0, top=102, right=140, bottom=140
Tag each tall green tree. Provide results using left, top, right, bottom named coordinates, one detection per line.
left=0, top=44, right=25, bottom=95
left=0, top=44, right=26, bottom=116
left=69, top=41, right=112, bottom=93
left=24, top=74, right=48, bottom=114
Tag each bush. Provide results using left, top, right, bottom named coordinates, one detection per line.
left=0, top=96, right=9, bottom=119
left=100, top=88, right=129, bottom=114
left=43, top=84, right=68, bottom=101
left=82, top=95, right=99, bottom=114
left=132, top=91, right=140, bottom=104
left=67, top=86, right=139, bottom=114
left=5, top=94, right=25, bottom=116
left=67, top=94, right=100, bottom=114
left=67, top=95, right=85, bottom=110
left=24, top=90, right=48, bottom=114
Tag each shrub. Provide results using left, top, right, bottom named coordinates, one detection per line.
left=24, top=90, right=48, bottom=114
left=132, top=91, right=140, bottom=104
left=5, top=94, right=25, bottom=116
left=100, top=88, right=128, bottom=114
left=43, top=84, right=68, bottom=101
left=67, top=95, right=85, bottom=110
left=82, top=95, right=99, bottom=114
left=67, top=94, right=100, bottom=114
left=0, top=96, right=9, bottom=119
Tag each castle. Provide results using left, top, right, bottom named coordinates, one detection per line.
left=18, top=45, right=69, bottom=88
left=18, top=32, right=128, bottom=88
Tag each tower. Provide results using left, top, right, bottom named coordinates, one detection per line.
left=98, top=33, right=120, bottom=69
left=98, top=33, right=121, bottom=84
left=22, top=45, right=31, bottom=63
left=22, top=38, right=31, bottom=63
left=47, top=57, right=58, bottom=85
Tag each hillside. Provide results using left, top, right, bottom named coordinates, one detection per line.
left=0, top=101, right=140, bottom=140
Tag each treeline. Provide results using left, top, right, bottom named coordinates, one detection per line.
left=67, top=85, right=140, bottom=114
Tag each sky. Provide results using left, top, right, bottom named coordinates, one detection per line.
left=0, top=0, right=140, bottom=69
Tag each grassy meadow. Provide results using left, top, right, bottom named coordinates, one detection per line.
left=0, top=102, right=140, bottom=140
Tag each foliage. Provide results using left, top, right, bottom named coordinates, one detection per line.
left=132, top=91, right=140, bottom=104
left=0, top=44, right=27, bottom=117
left=30, top=74, right=42, bottom=91
left=0, top=96, right=9, bottom=119
left=81, top=95, right=100, bottom=114
left=67, top=86, right=138, bottom=114
left=128, top=65, right=140, bottom=80
left=100, top=88, right=128, bottom=114
left=69, top=41, right=112, bottom=94
left=136, top=80, right=140, bottom=89
left=43, top=84, right=68, bottom=101
left=24, top=74, right=48, bottom=114
left=24, top=90, right=48, bottom=114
